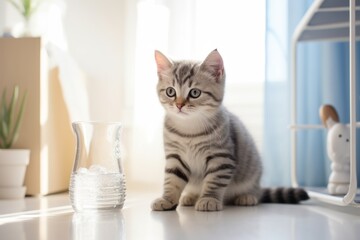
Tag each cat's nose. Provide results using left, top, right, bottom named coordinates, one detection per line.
left=175, top=97, right=185, bottom=110
left=176, top=102, right=185, bottom=110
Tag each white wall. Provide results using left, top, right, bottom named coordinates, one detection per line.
left=0, top=0, right=139, bottom=187
left=0, top=0, right=265, bottom=191
left=63, top=0, right=126, bottom=121
left=0, top=1, right=5, bottom=32
left=0, top=0, right=127, bottom=122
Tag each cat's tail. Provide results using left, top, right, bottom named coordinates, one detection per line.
left=260, top=187, right=309, bottom=204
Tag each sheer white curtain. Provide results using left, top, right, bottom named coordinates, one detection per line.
left=122, top=0, right=265, bottom=190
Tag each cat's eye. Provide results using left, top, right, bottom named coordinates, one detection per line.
left=166, top=87, right=176, bottom=97
left=189, top=88, right=201, bottom=98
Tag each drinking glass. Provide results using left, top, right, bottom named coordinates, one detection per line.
left=69, top=121, right=125, bottom=212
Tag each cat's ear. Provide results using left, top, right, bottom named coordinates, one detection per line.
left=155, top=50, right=173, bottom=75
left=201, top=49, right=224, bottom=83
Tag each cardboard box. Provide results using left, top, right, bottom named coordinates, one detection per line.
left=0, top=37, right=75, bottom=195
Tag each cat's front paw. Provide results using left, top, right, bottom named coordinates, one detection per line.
left=234, top=194, right=259, bottom=206
left=195, top=197, right=223, bottom=211
left=151, top=197, right=177, bottom=211
left=180, top=194, right=198, bottom=206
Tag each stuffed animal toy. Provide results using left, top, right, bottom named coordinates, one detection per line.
left=319, top=104, right=350, bottom=195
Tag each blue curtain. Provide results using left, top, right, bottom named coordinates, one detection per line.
left=263, top=0, right=360, bottom=187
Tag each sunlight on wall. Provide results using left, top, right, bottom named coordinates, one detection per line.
left=194, top=0, right=265, bottom=84
left=133, top=1, right=169, bottom=127
left=128, top=2, right=170, bottom=188
left=126, top=0, right=265, bottom=189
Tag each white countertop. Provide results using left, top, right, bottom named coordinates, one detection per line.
left=0, top=190, right=360, bottom=240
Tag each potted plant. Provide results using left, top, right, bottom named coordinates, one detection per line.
left=6, top=0, right=44, bottom=37
left=0, top=85, right=29, bottom=199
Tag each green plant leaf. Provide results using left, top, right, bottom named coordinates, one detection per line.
left=1, top=119, right=9, bottom=139
left=5, top=141, right=12, bottom=149
left=0, top=95, right=3, bottom=139
left=0, top=132, right=5, bottom=147
left=0, top=89, right=8, bottom=148
left=1, top=89, right=7, bottom=124
left=23, top=0, right=31, bottom=19
left=8, top=90, right=27, bottom=147
left=7, top=0, right=45, bottom=21
left=0, top=89, right=9, bottom=146
left=0, top=85, right=27, bottom=149
left=7, top=85, right=19, bottom=133
left=0, top=119, right=6, bottom=148
left=0, top=122, right=2, bottom=141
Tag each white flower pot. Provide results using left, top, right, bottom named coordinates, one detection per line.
left=0, top=149, right=30, bottom=199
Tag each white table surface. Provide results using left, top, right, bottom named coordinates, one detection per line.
left=0, top=190, right=360, bottom=240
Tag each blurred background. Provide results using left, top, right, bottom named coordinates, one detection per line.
left=1, top=0, right=359, bottom=195
left=0, top=0, right=265, bottom=191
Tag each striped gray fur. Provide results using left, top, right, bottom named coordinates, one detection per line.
left=151, top=50, right=309, bottom=212
left=261, top=188, right=309, bottom=204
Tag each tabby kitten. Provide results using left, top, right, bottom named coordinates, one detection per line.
left=151, top=49, right=308, bottom=211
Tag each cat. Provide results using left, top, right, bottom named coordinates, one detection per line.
left=151, top=49, right=309, bottom=211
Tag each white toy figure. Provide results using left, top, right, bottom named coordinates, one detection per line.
left=320, top=105, right=350, bottom=195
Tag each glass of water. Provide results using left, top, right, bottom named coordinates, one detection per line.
left=69, top=121, right=126, bottom=212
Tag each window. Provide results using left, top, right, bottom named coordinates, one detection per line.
left=124, top=0, right=266, bottom=187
